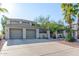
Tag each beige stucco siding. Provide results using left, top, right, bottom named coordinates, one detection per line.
left=6, top=24, right=36, bottom=29
left=5, top=18, right=50, bottom=39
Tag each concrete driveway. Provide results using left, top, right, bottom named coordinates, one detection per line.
left=1, top=39, right=79, bottom=56
left=7, top=39, right=55, bottom=46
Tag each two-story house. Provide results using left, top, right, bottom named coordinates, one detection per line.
left=5, top=18, right=50, bottom=39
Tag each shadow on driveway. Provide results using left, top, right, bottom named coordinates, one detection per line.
left=7, top=39, right=61, bottom=46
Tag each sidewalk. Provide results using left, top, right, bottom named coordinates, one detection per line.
left=0, top=40, right=6, bottom=51
left=59, top=41, right=79, bottom=48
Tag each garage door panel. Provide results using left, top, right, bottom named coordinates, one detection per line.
left=10, top=29, right=23, bottom=39
left=26, top=29, right=36, bottom=39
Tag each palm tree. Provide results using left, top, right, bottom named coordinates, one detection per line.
left=73, top=3, right=79, bottom=39
left=61, top=3, right=75, bottom=42
left=61, top=3, right=75, bottom=28
left=0, top=3, right=8, bottom=35
left=0, top=4, right=8, bottom=13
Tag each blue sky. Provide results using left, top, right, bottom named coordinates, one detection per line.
left=7, top=3, right=63, bottom=21
left=0, top=3, right=67, bottom=30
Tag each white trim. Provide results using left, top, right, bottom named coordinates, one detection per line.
left=47, top=30, right=50, bottom=39
left=36, top=29, right=39, bottom=39
left=23, top=28, right=26, bottom=39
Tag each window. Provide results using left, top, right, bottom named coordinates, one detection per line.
left=32, top=23, right=35, bottom=26
left=39, top=29, right=47, bottom=33
left=10, top=21, right=19, bottom=24
left=22, top=21, right=29, bottom=24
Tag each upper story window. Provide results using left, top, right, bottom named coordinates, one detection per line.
left=32, top=23, right=35, bottom=26
left=10, top=21, right=30, bottom=24
left=22, top=21, right=29, bottom=24
left=10, top=21, right=20, bottom=24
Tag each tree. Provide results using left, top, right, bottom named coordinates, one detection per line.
left=0, top=3, right=8, bottom=35
left=61, top=3, right=75, bottom=42
left=57, top=20, right=65, bottom=30
left=1, top=15, right=8, bottom=34
left=35, top=16, right=66, bottom=38
left=0, top=4, right=8, bottom=13
left=35, top=16, right=50, bottom=29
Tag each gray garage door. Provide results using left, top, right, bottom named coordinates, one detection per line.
left=10, top=28, right=23, bottom=39
left=26, top=29, right=36, bottom=39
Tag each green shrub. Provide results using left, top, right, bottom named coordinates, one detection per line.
left=65, top=30, right=76, bottom=42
